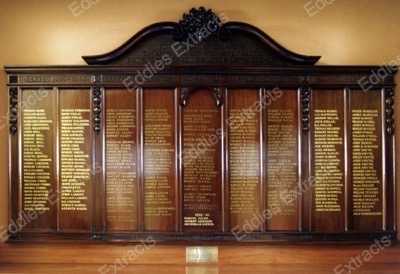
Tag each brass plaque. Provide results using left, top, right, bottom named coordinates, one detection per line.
left=186, top=246, right=218, bottom=263
left=186, top=266, right=219, bottom=274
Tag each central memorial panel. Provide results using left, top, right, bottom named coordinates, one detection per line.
left=182, top=89, right=222, bottom=231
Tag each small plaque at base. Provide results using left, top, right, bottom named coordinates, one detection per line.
left=186, top=246, right=218, bottom=263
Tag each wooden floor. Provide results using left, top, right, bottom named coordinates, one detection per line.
left=0, top=243, right=399, bottom=273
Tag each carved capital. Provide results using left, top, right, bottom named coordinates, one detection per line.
left=92, top=75, right=103, bottom=84
left=301, top=75, right=311, bottom=84
left=9, top=75, right=18, bottom=84
left=384, top=75, right=395, bottom=85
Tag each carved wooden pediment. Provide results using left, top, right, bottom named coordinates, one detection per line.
left=83, top=7, right=320, bottom=66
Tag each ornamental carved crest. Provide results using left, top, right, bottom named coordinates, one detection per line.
left=177, top=7, right=222, bottom=41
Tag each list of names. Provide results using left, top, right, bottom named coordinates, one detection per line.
left=352, top=109, right=381, bottom=216
left=60, top=109, right=90, bottom=211
left=314, top=109, right=343, bottom=212
left=106, top=109, right=136, bottom=225
left=23, top=109, right=53, bottom=211
left=144, top=109, right=175, bottom=218
left=267, top=109, right=297, bottom=216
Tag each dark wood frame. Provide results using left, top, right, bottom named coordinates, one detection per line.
left=5, top=7, right=397, bottom=243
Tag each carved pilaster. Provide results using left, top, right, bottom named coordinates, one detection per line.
left=9, top=88, right=18, bottom=135
left=301, top=87, right=311, bottom=134
left=93, top=87, right=103, bottom=135
left=385, top=87, right=395, bottom=135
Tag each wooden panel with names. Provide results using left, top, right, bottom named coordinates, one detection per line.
left=182, top=89, right=222, bottom=231
left=312, top=90, right=345, bottom=231
left=143, top=89, right=176, bottom=231
left=266, top=89, right=299, bottom=231
left=350, top=90, right=383, bottom=231
left=105, top=90, right=137, bottom=231
left=59, top=90, right=92, bottom=230
left=228, top=89, right=261, bottom=231
left=21, top=89, right=56, bottom=229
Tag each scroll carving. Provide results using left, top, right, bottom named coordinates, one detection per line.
left=180, top=87, right=223, bottom=107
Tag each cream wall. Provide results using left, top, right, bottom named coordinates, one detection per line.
left=0, top=0, right=399, bottom=239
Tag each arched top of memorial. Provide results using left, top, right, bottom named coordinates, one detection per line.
left=82, top=7, right=321, bottom=66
